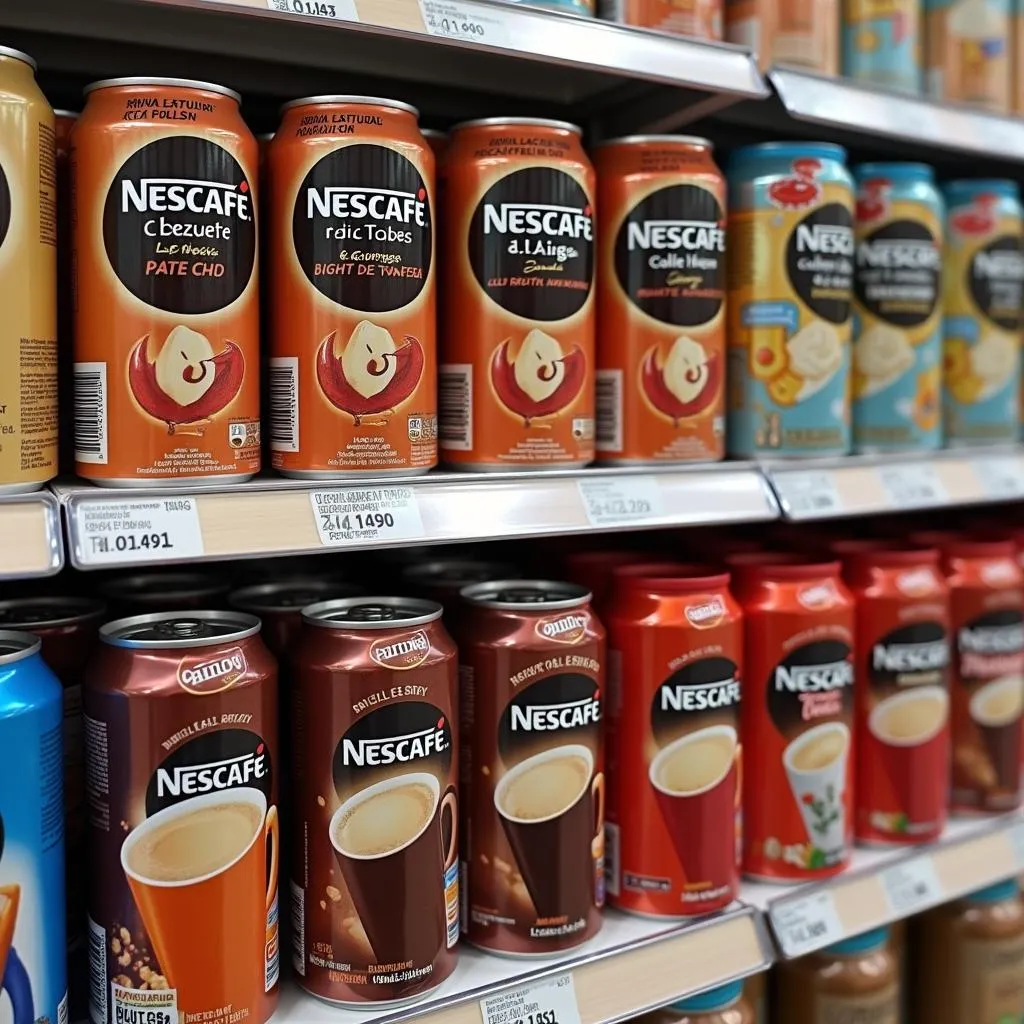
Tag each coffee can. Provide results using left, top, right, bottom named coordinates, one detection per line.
left=458, top=580, right=605, bottom=955
left=291, top=597, right=459, bottom=1006
left=84, top=611, right=279, bottom=1024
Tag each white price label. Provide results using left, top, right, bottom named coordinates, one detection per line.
left=878, top=464, right=947, bottom=508
left=480, top=973, right=581, bottom=1024
left=974, top=455, right=1024, bottom=499
left=76, top=498, right=204, bottom=566
left=881, top=857, right=942, bottom=916
left=773, top=471, right=843, bottom=518
left=1006, top=821, right=1024, bottom=869
left=419, top=0, right=510, bottom=44
left=311, top=488, right=424, bottom=546
left=577, top=476, right=664, bottom=526
left=771, top=890, right=844, bottom=957
left=266, top=0, right=358, bottom=20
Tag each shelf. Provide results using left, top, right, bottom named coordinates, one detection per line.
left=52, top=465, right=778, bottom=569
left=744, top=813, right=1024, bottom=958
left=0, top=492, right=64, bottom=580
left=275, top=906, right=772, bottom=1024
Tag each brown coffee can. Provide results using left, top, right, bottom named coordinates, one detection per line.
left=100, top=570, right=230, bottom=617
left=458, top=579, right=605, bottom=955
left=291, top=596, right=459, bottom=1005
left=73, top=77, right=260, bottom=485
left=440, top=118, right=596, bottom=470
left=84, top=611, right=279, bottom=1024
left=268, top=96, right=436, bottom=478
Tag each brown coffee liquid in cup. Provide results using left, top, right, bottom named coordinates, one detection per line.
left=776, top=927, right=899, bottom=1022
left=638, top=982, right=753, bottom=1024
left=912, top=879, right=1024, bottom=1023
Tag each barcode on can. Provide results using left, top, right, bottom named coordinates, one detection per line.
left=439, top=363, right=472, bottom=451
left=290, top=880, right=306, bottom=976
left=595, top=369, right=623, bottom=452
left=604, top=821, right=621, bottom=897
left=75, top=362, right=108, bottom=465
left=88, top=915, right=107, bottom=1024
left=269, top=357, right=299, bottom=453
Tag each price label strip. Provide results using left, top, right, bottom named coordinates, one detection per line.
left=878, top=464, right=948, bottom=509
left=1005, top=820, right=1024, bottom=870
left=265, top=0, right=358, bottom=21
left=76, top=498, right=205, bottom=566
left=771, top=890, right=844, bottom=958
left=974, top=455, right=1024, bottom=500
left=880, top=857, right=942, bottom=917
left=311, top=487, right=425, bottom=546
left=418, top=0, right=510, bottom=45
left=772, top=471, right=843, bottom=518
left=577, top=475, right=665, bottom=527
left=480, top=973, right=582, bottom=1024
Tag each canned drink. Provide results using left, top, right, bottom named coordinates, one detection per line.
left=269, top=96, right=437, bottom=478
left=420, top=128, right=448, bottom=161
left=291, top=598, right=458, bottom=1005
left=594, top=136, right=726, bottom=464
left=0, top=631, right=67, bottom=1024
left=598, top=0, right=723, bottom=39
left=842, top=0, right=922, bottom=91
left=726, top=0, right=839, bottom=72
left=924, top=0, right=1010, bottom=108
left=563, top=548, right=645, bottom=613
left=731, top=557, right=854, bottom=882
left=440, top=119, right=596, bottom=470
left=604, top=563, right=741, bottom=917
left=84, top=612, right=279, bottom=1024
left=401, top=558, right=520, bottom=605
left=727, top=143, right=854, bottom=458
left=99, top=570, right=230, bottom=617
left=0, top=48, right=57, bottom=493
left=836, top=543, right=951, bottom=845
left=458, top=580, right=605, bottom=954
left=852, top=163, right=943, bottom=453
left=73, top=77, right=261, bottom=486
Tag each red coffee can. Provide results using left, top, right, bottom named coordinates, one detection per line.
left=605, top=562, right=741, bottom=917
left=563, top=549, right=644, bottom=612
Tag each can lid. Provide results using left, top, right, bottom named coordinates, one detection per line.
left=669, top=981, right=743, bottom=1013
left=0, top=46, right=37, bottom=71
left=943, top=179, right=1020, bottom=201
left=0, top=630, right=43, bottom=663
left=451, top=116, right=582, bottom=135
left=101, top=611, right=260, bottom=648
left=84, top=77, right=241, bottom=102
left=594, top=134, right=712, bottom=149
left=303, top=597, right=442, bottom=629
left=421, top=127, right=447, bottom=138
left=230, top=579, right=362, bottom=614
left=854, top=162, right=934, bottom=183
left=966, top=879, right=1020, bottom=903
left=726, top=552, right=841, bottom=581
left=461, top=580, right=591, bottom=610
left=100, top=571, right=227, bottom=602
left=615, top=561, right=729, bottom=591
left=823, top=926, right=890, bottom=956
left=0, top=596, right=106, bottom=628
left=53, top=109, right=80, bottom=119
left=280, top=95, right=419, bottom=117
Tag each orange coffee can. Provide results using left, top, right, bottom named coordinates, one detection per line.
left=73, top=77, right=260, bottom=485
left=440, top=118, right=596, bottom=470
left=421, top=128, right=449, bottom=162
left=269, top=96, right=436, bottom=477
left=594, top=136, right=726, bottom=464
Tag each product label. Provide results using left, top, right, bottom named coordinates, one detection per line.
left=786, top=204, right=855, bottom=324
left=960, top=933, right=1024, bottom=1023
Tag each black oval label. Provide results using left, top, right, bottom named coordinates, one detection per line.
left=498, top=672, right=601, bottom=765
left=768, top=639, right=854, bottom=738
left=957, top=610, right=1024, bottom=681
left=292, top=144, right=431, bottom=313
left=968, top=235, right=1024, bottom=331
left=869, top=622, right=949, bottom=691
left=650, top=655, right=740, bottom=742
left=469, top=166, right=593, bottom=321
left=855, top=220, right=940, bottom=327
left=615, top=184, right=725, bottom=326
left=786, top=203, right=854, bottom=324
left=0, top=162, right=10, bottom=253
left=103, top=137, right=255, bottom=315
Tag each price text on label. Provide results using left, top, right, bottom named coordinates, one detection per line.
left=774, top=471, right=843, bottom=518
left=311, top=488, right=425, bottom=546
left=480, top=973, right=582, bottom=1024
left=77, top=498, right=205, bottom=566
left=974, top=456, right=1024, bottom=499
left=881, top=857, right=942, bottom=916
left=419, top=0, right=510, bottom=44
left=771, top=890, right=844, bottom=957
left=266, top=0, right=359, bottom=20
left=577, top=476, right=665, bottom=526
left=878, top=465, right=948, bottom=508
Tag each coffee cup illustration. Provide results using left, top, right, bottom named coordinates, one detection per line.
left=783, top=722, right=850, bottom=861
left=121, top=787, right=278, bottom=1014
left=494, top=744, right=603, bottom=921
left=649, top=725, right=739, bottom=888
left=869, top=685, right=950, bottom=826
left=330, top=772, right=457, bottom=969
left=969, top=675, right=1024, bottom=792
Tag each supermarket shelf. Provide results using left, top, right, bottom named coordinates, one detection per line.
left=52, top=464, right=778, bottom=569
left=744, top=813, right=1024, bottom=959
left=275, top=906, right=772, bottom=1024
left=0, top=492, right=64, bottom=580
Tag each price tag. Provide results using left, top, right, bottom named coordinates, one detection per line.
left=881, top=857, right=942, bottom=916
left=266, top=0, right=358, bottom=20
left=419, top=0, right=510, bottom=45
left=974, top=455, right=1024, bottom=499
left=480, top=973, right=581, bottom=1024
left=76, top=498, right=204, bottom=566
left=773, top=471, right=843, bottom=518
left=771, top=890, right=844, bottom=957
left=311, top=487, right=424, bottom=546
left=878, top=464, right=947, bottom=508
left=577, top=476, right=664, bottom=526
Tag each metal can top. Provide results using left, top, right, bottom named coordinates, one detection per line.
left=0, top=46, right=36, bottom=70
left=84, top=77, right=241, bottom=102
left=303, top=597, right=442, bottom=629
left=0, top=596, right=106, bottom=629
left=280, top=94, right=418, bottom=117
left=461, top=580, right=591, bottom=610
left=594, top=134, right=713, bottom=149
left=101, top=611, right=261, bottom=648
left=420, top=128, right=447, bottom=138
left=230, top=579, right=361, bottom=613
left=0, top=630, right=43, bottom=663
left=451, top=116, right=582, bottom=135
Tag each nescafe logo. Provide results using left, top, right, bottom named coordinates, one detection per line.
left=768, top=640, right=853, bottom=734
left=855, top=220, right=940, bottom=327
left=958, top=611, right=1024, bottom=679
left=499, top=673, right=600, bottom=762
left=969, top=235, right=1024, bottom=331
left=146, top=728, right=271, bottom=814
left=369, top=630, right=431, bottom=670
left=535, top=612, right=589, bottom=645
left=870, top=622, right=949, bottom=689
left=651, top=656, right=740, bottom=739
left=786, top=203, right=854, bottom=324
left=614, top=184, right=725, bottom=326
left=0, top=162, right=10, bottom=253
left=176, top=646, right=248, bottom=694
left=469, top=166, right=593, bottom=321
left=103, top=136, right=255, bottom=315
left=293, top=144, right=431, bottom=312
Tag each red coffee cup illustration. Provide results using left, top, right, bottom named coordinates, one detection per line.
left=969, top=675, right=1024, bottom=793
left=783, top=722, right=850, bottom=862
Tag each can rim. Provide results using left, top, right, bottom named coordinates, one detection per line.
left=53, top=108, right=80, bottom=119
left=594, top=134, right=713, bottom=149
left=0, top=595, right=106, bottom=628
left=230, top=579, right=359, bottom=613
left=303, top=596, right=442, bottom=629
left=460, top=579, right=591, bottom=610
left=451, top=116, right=582, bottom=135
left=280, top=95, right=419, bottom=117
left=100, top=611, right=261, bottom=648
left=615, top=561, right=730, bottom=590
left=0, top=47, right=37, bottom=71
left=420, top=128, right=446, bottom=138
left=0, top=631, right=43, bottom=662
left=84, top=77, right=241, bottom=102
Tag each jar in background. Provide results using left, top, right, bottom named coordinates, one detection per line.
left=639, top=982, right=753, bottom=1024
